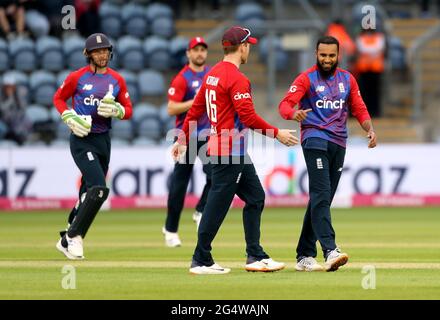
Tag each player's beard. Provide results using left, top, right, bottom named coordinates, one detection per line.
left=316, top=58, right=338, bottom=78
left=191, top=56, right=206, bottom=67
left=91, top=55, right=109, bottom=70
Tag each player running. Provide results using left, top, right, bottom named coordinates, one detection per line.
left=163, top=37, right=212, bottom=247
left=53, top=33, right=133, bottom=260
left=173, top=26, right=298, bottom=274
left=278, top=35, right=377, bottom=272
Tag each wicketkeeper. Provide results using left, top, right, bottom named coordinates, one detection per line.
left=53, top=33, right=133, bottom=260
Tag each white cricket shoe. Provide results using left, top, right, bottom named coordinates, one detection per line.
left=189, top=263, right=231, bottom=275
left=245, top=257, right=285, bottom=272
left=162, top=227, right=182, bottom=247
left=324, top=248, right=349, bottom=272
left=192, top=211, right=202, bottom=231
left=295, top=257, right=324, bottom=272
left=66, top=234, right=84, bottom=258
left=56, top=237, right=84, bottom=260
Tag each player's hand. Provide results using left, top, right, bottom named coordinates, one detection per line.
left=367, top=130, right=377, bottom=148
left=276, top=129, right=298, bottom=147
left=292, top=108, right=312, bottom=122
left=97, top=99, right=125, bottom=119
left=171, top=142, right=187, bottom=163
left=61, top=109, right=92, bottom=138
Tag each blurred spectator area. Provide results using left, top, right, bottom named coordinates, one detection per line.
left=1, top=0, right=440, bottom=147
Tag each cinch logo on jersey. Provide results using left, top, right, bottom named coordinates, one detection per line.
left=315, top=97, right=345, bottom=109
left=234, top=92, right=251, bottom=100
left=84, top=95, right=100, bottom=106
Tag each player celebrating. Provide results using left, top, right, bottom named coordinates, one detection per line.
left=173, top=26, right=298, bottom=274
left=163, top=37, right=212, bottom=247
left=278, top=36, right=377, bottom=272
left=53, top=33, right=132, bottom=260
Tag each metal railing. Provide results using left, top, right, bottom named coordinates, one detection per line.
left=407, top=22, right=440, bottom=121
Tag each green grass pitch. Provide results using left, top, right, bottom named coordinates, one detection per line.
left=0, top=207, right=439, bottom=300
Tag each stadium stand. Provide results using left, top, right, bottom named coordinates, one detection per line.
left=117, top=36, right=144, bottom=71
left=36, top=36, right=64, bottom=72
left=63, top=35, right=86, bottom=70
left=29, top=70, right=57, bottom=106
left=0, top=38, right=9, bottom=72
left=143, top=36, right=171, bottom=71
left=121, top=3, right=149, bottom=38
left=1, top=0, right=439, bottom=146
left=99, top=2, right=123, bottom=39
left=9, top=37, right=36, bottom=72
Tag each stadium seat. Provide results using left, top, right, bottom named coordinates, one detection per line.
left=137, top=118, right=163, bottom=141
left=150, top=17, right=175, bottom=39
left=159, top=102, right=175, bottom=134
left=63, top=36, right=87, bottom=70
left=169, top=36, right=189, bottom=69
left=258, top=36, right=289, bottom=71
left=121, top=3, right=149, bottom=38
left=145, top=3, right=173, bottom=21
left=117, top=36, right=144, bottom=71
left=25, top=10, right=50, bottom=38
left=50, top=107, right=61, bottom=123
left=132, top=137, right=157, bottom=146
left=0, top=38, right=9, bottom=72
left=29, top=71, right=57, bottom=106
left=99, top=2, right=123, bottom=39
left=132, top=103, right=159, bottom=121
left=56, top=70, right=71, bottom=88
left=25, top=104, right=51, bottom=126
left=235, top=2, right=265, bottom=22
left=133, top=103, right=162, bottom=141
left=56, top=121, right=71, bottom=140
left=138, top=70, right=165, bottom=97
left=119, top=70, right=140, bottom=104
left=36, top=36, right=64, bottom=72
left=241, top=17, right=266, bottom=38
left=9, top=38, right=37, bottom=72
left=143, top=36, right=171, bottom=71
left=111, top=119, right=134, bottom=141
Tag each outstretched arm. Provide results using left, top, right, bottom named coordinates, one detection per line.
left=349, top=74, right=377, bottom=148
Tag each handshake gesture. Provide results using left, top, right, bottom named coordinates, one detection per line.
left=276, top=129, right=299, bottom=146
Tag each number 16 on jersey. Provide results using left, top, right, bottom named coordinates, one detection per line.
left=205, top=89, right=217, bottom=134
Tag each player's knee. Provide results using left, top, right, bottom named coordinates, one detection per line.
left=87, top=185, right=110, bottom=202
left=310, top=191, right=331, bottom=208
left=250, top=189, right=265, bottom=209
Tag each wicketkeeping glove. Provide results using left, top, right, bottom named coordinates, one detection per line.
left=97, top=97, right=125, bottom=120
left=61, top=109, right=92, bottom=138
